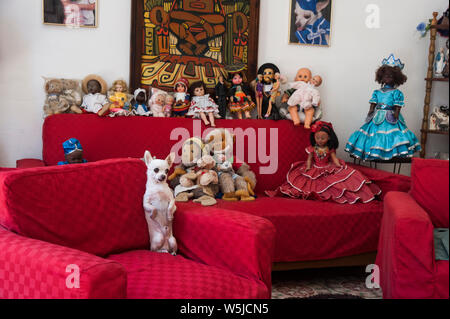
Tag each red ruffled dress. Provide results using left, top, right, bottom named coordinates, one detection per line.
left=266, top=146, right=382, bottom=204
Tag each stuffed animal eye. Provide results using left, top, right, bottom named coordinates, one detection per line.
left=154, top=168, right=159, bottom=173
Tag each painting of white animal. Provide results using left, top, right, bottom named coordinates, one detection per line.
left=290, top=0, right=331, bottom=46
left=143, top=150, right=178, bottom=255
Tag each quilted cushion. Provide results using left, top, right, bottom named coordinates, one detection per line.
left=177, top=196, right=383, bottom=262
left=410, top=158, right=449, bottom=228
left=107, top=250, right=268, bottom=299
left=42, top=114, right=310, bottom=193
left=0, top=159, right=150, bottom=257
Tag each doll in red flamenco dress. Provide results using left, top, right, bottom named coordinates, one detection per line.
left=266, top=122, right=381, bottom=204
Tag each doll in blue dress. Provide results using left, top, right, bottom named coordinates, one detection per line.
left=345, top=54, right=421, bottom=161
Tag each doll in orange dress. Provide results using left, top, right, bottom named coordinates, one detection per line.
left=266, top=122, right=382, bottom=204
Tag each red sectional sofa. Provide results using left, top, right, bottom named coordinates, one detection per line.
left=0, top=159, right=275, bottom=299
left=17, top=114, right=411, bottom=268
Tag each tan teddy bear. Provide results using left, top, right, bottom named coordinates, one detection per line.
left=43, top=78, right=70, bottom=116
left=61, top=78, right=82, bottom=113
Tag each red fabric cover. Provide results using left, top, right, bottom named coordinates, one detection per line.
left=0, top=227, right=126, bottom=299
left=174, top=205, right=276, bottom=294
left=435, top=261, right=449, bottom=299
left=409, top=158, right=449, bottom=228
left=376, top=192, right=441, bottom=299
left=0, top=159, right=150, bottom=257
left=178, top=197, right=382, bottom=263
left=347, top=163, right=411, bottom=199
left=41, top=114, right=310, bottom=193
left=107, top=250, right=268, bottom=299
left=16, top=159, right=46, bottom=169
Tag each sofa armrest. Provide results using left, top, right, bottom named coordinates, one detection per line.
left=16, top=159, right=46, bottom=169
left=347, top=163, right=411, bottom=198
left=174, top=205, right=276, bottom=296
left=375, top=192, right=435, bottom=299
left=0, top=227, right=126, bottom=299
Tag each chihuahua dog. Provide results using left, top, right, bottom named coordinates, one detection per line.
left=143, top=150, right=177, bottom=255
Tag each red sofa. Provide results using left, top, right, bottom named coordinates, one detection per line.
left=18, top=114, right=411, bottom=268
left=376, top=158, right=449, bottom=299
left=0, top=158, right=275, bottom=299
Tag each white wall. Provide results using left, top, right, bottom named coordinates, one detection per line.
left=0, top=0, right=448, bottom=173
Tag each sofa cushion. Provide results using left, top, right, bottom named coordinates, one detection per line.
left=107, top=250, right=268, bottom=299
left=0, top=159, right=150, bottom=257
left=177, top=196, right=383, bottom=262
left=410, top=158, right=449, bottom=228
left=42, top=114, right=310, bottom=193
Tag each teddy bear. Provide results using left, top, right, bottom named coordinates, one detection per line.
left=43, top=78, right=71, bottom=116
left=61, top=78, right=82, bottom=112
left=236, top=162, right=257, bottom=197
left=204, top=128, right=255, bottom=201
left=168, top=137, right=217, bottom=206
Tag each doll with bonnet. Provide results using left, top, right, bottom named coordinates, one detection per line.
left=58, top=138, right=88, bottom=165
left=72, top=74, right=110, bottom=116
left=148, top=88, right=168, bottom=117
left=131, top=88, right=151, bottom=116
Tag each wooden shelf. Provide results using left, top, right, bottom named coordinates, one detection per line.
left=421, top=129, right=449, bottom=135
left=425, top=77, right=449, bottom=82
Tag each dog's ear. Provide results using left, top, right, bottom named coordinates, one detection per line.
left=144, top=150, right=153, bottom=166
left=166, top=152, right=175, bottom=168
left=316, top=0, right=330, bottom=13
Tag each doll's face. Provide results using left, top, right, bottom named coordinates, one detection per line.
left=262, top=68, right=274, bottom=83
left=295, top=68, right=312, bottom=83
left=176, top=84, right=187, bottom=93
left=87, top=80, right=101, bottom=94
left=232, top=74, right=243, bottom=85
left=218, top=75, right=224, bottom=84
left=314, top=131, right=329, bottom=147
left=114, top=83, right=124, bottom=93
left=65, top=150, right=84, bottom=164
left=136, top=92, right=146, bottom=103
left=311, top=75, right=322, bottom=87
left=165, top=95, right=174, bottom=105
left=194, top=86, right=205, bottom=96
left=382, top=70, right=394, bottom=86
left=154, top=94, right=166, bottom=106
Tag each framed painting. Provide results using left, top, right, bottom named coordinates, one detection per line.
left=43, top=0, right=98, bottom=28
left=289, top=0, right=332, bottom=46
left=130, top=0, right=260, bottom=93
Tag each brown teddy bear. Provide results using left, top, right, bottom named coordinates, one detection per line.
left=236, top=162, right=257, bottom=197
left=168, top=137, right=217, bottom=206
left=204, top=128, right=255, bottom=201
left=43, top=78, right=70, bottom=116
left=61, top=78, right=82, bottom=113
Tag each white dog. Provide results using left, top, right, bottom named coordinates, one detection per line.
left=294, top=0, right=330, bottom=45
left=143, top=150, right=178, bottom=255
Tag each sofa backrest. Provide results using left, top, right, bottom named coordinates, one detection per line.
left=410, top=158, right=449, bottom=228
left=42, top=114, right=311, bottom=193
left=0, top=159, right=150, bottom=256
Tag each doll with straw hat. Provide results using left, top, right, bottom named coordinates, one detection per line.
left=71, top=74, right=110, bottom=116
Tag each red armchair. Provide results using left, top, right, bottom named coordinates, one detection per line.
left=0, top=159, right=275, bottom=299
left=376, top=158, right=449, bottom=299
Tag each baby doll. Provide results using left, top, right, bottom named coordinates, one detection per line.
left=131, top=88, right=151, bottom=116
left=187, top=81, right=220, bottom=127
left=172, top=78, right=191, bottom=117
left=345, top=54, right=421, bottom=161
left=163, top=95, right=174, bottom=117
left=227, top=71, right=255, bottom=119
left=215, top=75, right=228, bottom=119
left=287, top=73, right=322, bottom=129
left=266, top=122, right=381, bottom=204
left=57, top=138, right=88, bottom=165
left=73, top=74, right=110, bottom=116
left=149, top=88, right=168, bottom=117
left=108, top=79, right=131, bottom=116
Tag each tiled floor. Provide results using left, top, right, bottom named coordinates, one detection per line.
left=271, top=266, right=383, bottom=299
